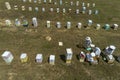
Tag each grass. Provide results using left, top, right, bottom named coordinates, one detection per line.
left=0, top=0, right=120, bottom=80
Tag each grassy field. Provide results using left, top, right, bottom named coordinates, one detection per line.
left=0, top=0, right=120, bottom=80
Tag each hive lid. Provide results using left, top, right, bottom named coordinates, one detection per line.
left=57, top=22, right=60, bottom=24
left=66, top=48, right=73, bottom=54
left=90, top=44, right=95, bottom=48
left=105, top=24, right=110, bottom=26
left=50, top=55, right=55, bottom=60
left=20, top=53, right=27, bottom=59
left=67, top=22, right=71, bottom=24
left=113, top=24, right=118, bottom=26
left=78, top=23, right=82, bottom=25
left=36, top=54, right=42, bottom=59
left=2, top=51, right=11, bottom=57
left=47, top=21, right=50, bottom=23
left=59, top=42, right=63, bottom=46
left=88, top=20, right=92, bottom=22
left=85, top=37, right=91, bottom=40
left=109, top=45, right=116, bottom=50
left=97, top=24, right=100, bottom=27
left=32, top=17, right=37, bottom=20
left=91, top=52, right=96, bottom=57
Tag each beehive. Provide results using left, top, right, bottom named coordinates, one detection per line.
left=20, top=53, right=28, bottom=63
left=66, top=22, right=71, bottom=29
left=79, top=51, right=86, bottom=62
left=66, top=48, right=73, bottom=63
left=1, top=51, right=14, bottom=64
left=56, top=22, right=61, bottom=28
left=49, top=55, right=55, bottom=65
left=36, top=54, right=43, bottom=63
left=46, top=21, right=50, bottom=28
left=32, top=17, right=38, bottom=27
left=5, top=2, right=11, bottom=10
left=106, top=55, right=115, bottom=64
left=77, top=22, right=82, bottom=29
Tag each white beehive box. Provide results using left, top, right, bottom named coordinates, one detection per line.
left=106, top=55, right=115, bottom=63
left=35, top=7, right=39, bottom=12
left=66, top=48, right=73, bottom=63
left=32, top=17, right=38, bottom=27
left=50, top=8, right=53, bottom=12
left=96, top=24, right=101, bottom=30
left=88, top=20, right=93, bottom=26
left=23, top=0, right=27, bottom=2
left=36, top=54, right=43, bottom=63
left=87, top=3, right=90, bottom=7
left=112, top=24, right=119, bottom=30
left=49, top=55, right=55, bottom=65
left=29, top=0, right=32, bottom=3
left=82, top=7, right=86, bottom=11
left=63, top=8, right=66, bottom=13
left=82, top=2, right=85, bottom=7
left=42, top=7, right=45, bottom=12
left=14, top=5, right=18, bottom=10
left=76, top=1, right=79, bottom=6
left=1, top=51, right=14, bottom=64
left=46, top=20, right=51, bottom=28
left=56, top=22, right=61, bottom=28
left=105, top=45, right=116, bottom=55
left=76, top=9, right=79, bottom=14
left=15, top=19, right=21, bottom=26
left=49, top=0, right=52, bottom=3
left=56, top=8, right=60, bottom=13
left=5, top=2, right=11, bottom=10
left=92, top=3, right=96, bottom=7
left=5, top=20, right=11, bottom=26
left=70, top=1, right=73, bottom=6
left=22, top=6, right=25, bottom=11
left=95, top=10, right=99, bottom=15
left=88, top=10, right=92, bottom=15
left=29, top=7, right=32, bottom=11
left=77, top=22, right=82, bottom=29
left=66, top=22, right=71, bottom=29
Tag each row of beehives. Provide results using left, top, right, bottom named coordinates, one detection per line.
left=1, top=36, right=118, bottom=65
left=5, top=2, right=99, bottom=15
left=21, top=0, right=96, bottom=7
left=10, top=6, right=99, bottom=15
left=5, top=19, right=119, bottom=30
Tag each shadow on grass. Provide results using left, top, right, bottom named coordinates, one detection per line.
left=76, top=44, right=84, bottom=49
left=100, top=48, right=108, bottom=63
left=76, top=54, right=79, bottom=61
left=60, top=55, right=66, bottom=62
left=113, top=55, right=120, bottom=63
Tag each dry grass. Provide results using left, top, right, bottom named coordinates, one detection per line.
left=0, top=0, right=120, bottom=80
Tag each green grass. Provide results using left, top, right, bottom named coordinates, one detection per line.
left=0, top=0, right=120, bottom=80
